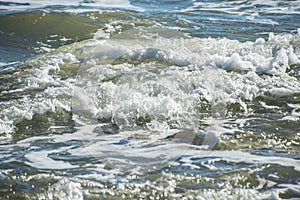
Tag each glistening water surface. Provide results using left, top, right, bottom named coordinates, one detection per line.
left=0, top=0, right=300, bottom=199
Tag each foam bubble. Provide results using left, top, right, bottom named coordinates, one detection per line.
left=42, top=178, right=84, bottom=200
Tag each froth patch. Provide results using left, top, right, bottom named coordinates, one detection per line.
left=1, top=27, right=299, bottom=148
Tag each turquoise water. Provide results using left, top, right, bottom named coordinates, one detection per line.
left=0, top=1, right=300, bottom=199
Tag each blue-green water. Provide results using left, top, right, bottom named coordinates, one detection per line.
left=0, top=1, right=300, bottom=199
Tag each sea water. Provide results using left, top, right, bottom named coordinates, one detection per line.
left=0, top=1, right=300, bottom=199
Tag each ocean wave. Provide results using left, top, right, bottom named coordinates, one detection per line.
left=1, top=27, right=299, bottom=143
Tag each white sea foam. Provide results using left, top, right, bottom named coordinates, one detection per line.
left=1, top=29, right=300, bottom=145
left=25, top=149, right=76, bottom=169
left=73, top=30, right=300, bottom=130
left=0, top=114, right=297, bottom=200
left=188, top=0, right=300, bottom=15
left=181, top=150, right=300, bottom=172
left=0, top=53, right=75, bottom=138
left=41, top=178, right=84, bottom=200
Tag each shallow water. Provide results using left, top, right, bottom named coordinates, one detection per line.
left=0, top=1, right=300, bottom=199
